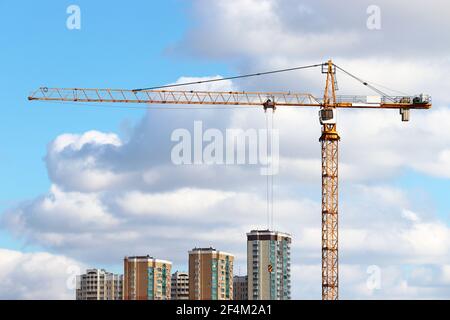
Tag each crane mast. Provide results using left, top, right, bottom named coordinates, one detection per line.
left=320, top=60, right=340, bottom=300
left=27, top=60, right=431, bottom=300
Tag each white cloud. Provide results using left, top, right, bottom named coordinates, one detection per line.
left=178, top=0, right=450, bottom=60
left=7, top=185, right=119, bottom=236
left=293, top=263, right=450, bottom=299
left=46, top=131, right=129, bottom=192
left=401, top=221, right=450, bottom=258
left=51, top=131, right=122, bottom=153
left=0, top=248, right=84, bottom=300
left=5, top=166, right=450, bottom=297
left=5, top=84, right=450, bottom=299
left=116, top=188, right=235, bottom=217
left=3, top=1, right=450, bottom=299
left=402, top=209, right=419, bottom=222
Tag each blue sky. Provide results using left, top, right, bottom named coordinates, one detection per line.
left=1, top=0, right=450, bottom=299
left=0, top=1, right=227, bottom=208
left=0, top=0, right=226, bottom=252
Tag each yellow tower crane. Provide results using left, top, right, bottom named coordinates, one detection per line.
left=28, top=60, right=431, bottom=300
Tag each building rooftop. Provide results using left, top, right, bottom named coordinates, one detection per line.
left=124, top=255, right=172, bottom=264
left=247, top=229, right=291, bottom=237
left=190, top=247, right=216, bottom=252
left=189, top=247, right=234, bottom=257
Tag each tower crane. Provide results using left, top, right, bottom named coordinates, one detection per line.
left=28, top=60, right=431, bottom=300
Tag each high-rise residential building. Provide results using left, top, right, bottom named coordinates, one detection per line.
left=233, top=275, right=248, bottom=300
left=123, top=255, right=172, bottom=300
left=171, top=271, right=189, bottom=300
left=76, top=269, right=123, bottom=300
left=247, top=230, right=291, bottom=300
left=189, top=247, right=234, bottom=300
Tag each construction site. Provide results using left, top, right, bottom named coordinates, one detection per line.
left=28, top=60, right=431, bottom=300
left=2, top=2, right=450, bottom=312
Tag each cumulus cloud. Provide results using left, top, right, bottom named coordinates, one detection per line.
left=3, top=0, right=450, bottom=299
left=5, top=78, right=450, bottom=299
left=172, top=0, right=450, bottom=105
left=4, top=132, right=450, bottom=297
left=46, top=131, right=128, bottom=192
left=116, top=188, right=236, bottom=217
left=293, top=262, right=450, bottom=299
left=0, top=248, right=84, bottom=299
left=177, top=0, right=450, bottom=60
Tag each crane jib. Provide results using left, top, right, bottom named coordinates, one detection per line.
left=27, top=60, right=432, bottom=300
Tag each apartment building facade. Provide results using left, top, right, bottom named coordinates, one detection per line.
left=123, top=255, right=172, bottom=300
left=247, top=230, right=291, bottom=300
left=189, top=247, right=234, bottom=300
left=171, top=271, right=189, bottom=300
left=76, top=269, right=123, bottom=300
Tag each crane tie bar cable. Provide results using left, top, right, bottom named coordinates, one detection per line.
left=332, top=63, right=398, bottom=102
left=133, top=63, right=323, bottom=91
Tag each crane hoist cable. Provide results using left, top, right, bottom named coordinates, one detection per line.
left=270, top=109, right=275, bottom=230
left=265, top=108, right=275, bottom=230
left=266, top=111, right=270, bottom=229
